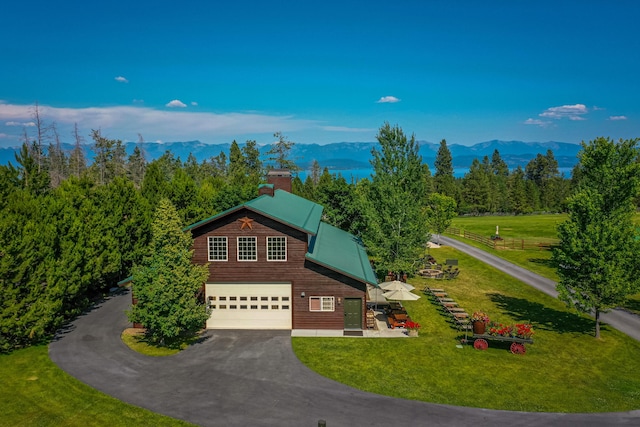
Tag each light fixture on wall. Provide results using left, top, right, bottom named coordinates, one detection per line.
left=337, top=297, right=342, bottom=305
left=300, top=292, right=305, bottom=298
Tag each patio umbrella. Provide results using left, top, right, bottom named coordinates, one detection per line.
left=379, top=280, right=415, bottom=292
left=382, top=288, right=421, bottom=301
left=367, top=284, right=388, bottom=305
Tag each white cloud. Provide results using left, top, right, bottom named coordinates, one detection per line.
left=0, top=133, right=9, bottom=139
left=0, top=102, right=319, bottom=144
left=608, top=115, right=628, bottom=121
left=115, top=76, right=129, bottom=83
left=166, top=99, right=187, bottom=108
left=191, top=101, right=198, bottom=106
left=322, top=125, right=376, bottom=132
left=539, top=104, right=588, bottom=120
left=523, top=118, right=552, bottom=127
left=376, top=96, right=401, bottom=104
left=5, top=121, right=35, bottom=127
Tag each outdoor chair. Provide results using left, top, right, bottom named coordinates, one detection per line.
left=446, top=269, right=460, bottom=280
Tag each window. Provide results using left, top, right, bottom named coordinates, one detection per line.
left=309, top=296, right=335, bottom=312
left=237, top=237, right=257, bottom=261
left=208, top=237, right=228, bottom=261
left=267, top=236, right=287, bottom=261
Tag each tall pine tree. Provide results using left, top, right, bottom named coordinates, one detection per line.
left=127, top=199, right=210, bottom=344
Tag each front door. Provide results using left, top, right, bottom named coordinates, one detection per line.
left=344, top=298, right=362, bottom=329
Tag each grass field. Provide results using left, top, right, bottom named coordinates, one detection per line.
left=293, top=246, right=640, bottom=413
left=0, top=345, right=193, bottom=426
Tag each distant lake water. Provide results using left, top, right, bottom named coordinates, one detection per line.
left=297, top=167, right=573, bottom=181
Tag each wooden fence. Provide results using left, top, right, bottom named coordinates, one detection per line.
left=445, top=227, right=558, bottom=251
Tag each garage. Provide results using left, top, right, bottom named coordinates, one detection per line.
left=205, top=283, right=292, bottom=329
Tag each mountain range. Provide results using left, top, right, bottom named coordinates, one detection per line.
left=0, top=140, right=582, bottom=172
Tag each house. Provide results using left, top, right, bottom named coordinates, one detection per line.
left=183, top=170, right=377, bottom=331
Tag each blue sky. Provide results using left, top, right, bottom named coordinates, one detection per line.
left=1, top=1, right=639, bottom=148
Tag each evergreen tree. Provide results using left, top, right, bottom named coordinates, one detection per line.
left=228, top=140, right=246, bottom=184
left=507, top=166, right=530, bottom=214
left=90, top=130, right=127, bottom=185
left=316, top=171, right=362, bottom=234
left=525, top=150, right=560, bottom=211
left=553, top=137, right=640, bottom=338
left=127, top=145, right=147, bottom=188
left=361, top=123, right=430, bottom=275
left=461, top=158, right=490, bottom=214
left=127, top=199, right=210, bottom=344
left=490, top=149, right=510, bottom=212
left=433, top=139, right=457, bottom=198
left=14, top=142, right=50, bottom=194
left=242, top=139, right=263, bottom=178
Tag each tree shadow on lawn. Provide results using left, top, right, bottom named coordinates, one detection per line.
left=527, top=257, right=556, bottom=268
left=488, top=293, right=598, bottom=336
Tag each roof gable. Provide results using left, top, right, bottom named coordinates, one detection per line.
left=184, top=189, right=323, bottom=235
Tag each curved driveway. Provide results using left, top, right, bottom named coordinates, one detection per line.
left=49, top=288, right=640, bottom=426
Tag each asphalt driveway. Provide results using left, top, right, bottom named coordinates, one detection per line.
left=49, top=290, right=640, bottom=426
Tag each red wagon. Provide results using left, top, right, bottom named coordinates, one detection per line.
left=468, top=334, right=534, bottom=354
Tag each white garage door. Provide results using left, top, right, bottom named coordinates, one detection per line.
left=205, top=283, right=292, bottom=329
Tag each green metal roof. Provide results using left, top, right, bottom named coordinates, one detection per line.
left=185, top=189, right=324, bottom=235
left=306, top=222, right=377, bottom=286
left=245, top=189, right=323, bottom=235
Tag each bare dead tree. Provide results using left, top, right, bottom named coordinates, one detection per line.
left=69, top=123, right=87, bottom=178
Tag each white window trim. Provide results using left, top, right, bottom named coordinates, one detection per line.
left=237, top=236, right=258, bottom=262
left=266, top=236, right=287, bottom=261
left=309, top=296, right=335, bottom=312
left=208, top=236, right=228, bottom=261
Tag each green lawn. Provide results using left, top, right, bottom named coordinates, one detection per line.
left=293, top=246, right=640, bottom=413
left=0, top=345, right=192, bottom=426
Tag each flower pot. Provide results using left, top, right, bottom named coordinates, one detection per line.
left=408, top=329, right=419, bottom=337
left=472, top=321, right=486, bottom=335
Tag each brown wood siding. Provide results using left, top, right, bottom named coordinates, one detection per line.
left=190, top=208, right=367, bottom=329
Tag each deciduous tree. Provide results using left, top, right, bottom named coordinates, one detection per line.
left=425, top=193, right=457, bottom=245
left=553, top=137, right=640, bottom=338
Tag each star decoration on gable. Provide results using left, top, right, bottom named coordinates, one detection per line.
left=238, top=216, right=254, bottom=230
